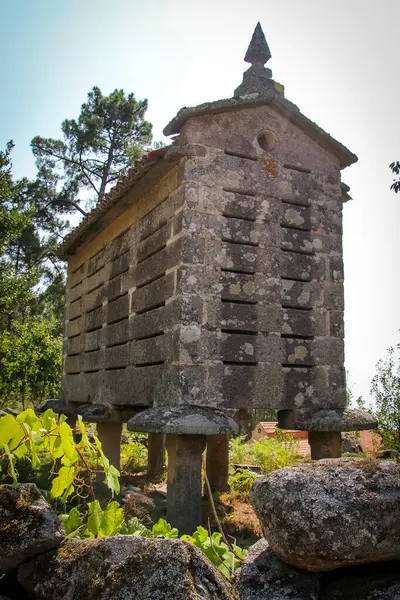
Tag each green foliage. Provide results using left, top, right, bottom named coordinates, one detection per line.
left=0, top=142, right=66, bottom=409
left=390, top=161, right=400, bottom=194
left=229, top=433, right=300, bottom=474
left=371, top=341, right=400, bottom=452
left=151, top=518, right=178, bottom=538
left=59, top=509, right=245, bottom=575
left=32, top=86, right=153, bottom=210
left=120, top=439, right=147, bottom=473
left=228, top=468, right=258, bottom=498
left=0, top=408, right=246, bottom=578
left=0, top=409, right=120, bottom=500
left=0, top=313, right=62, bottom=409
left=182, top=526, right=247, bottom=578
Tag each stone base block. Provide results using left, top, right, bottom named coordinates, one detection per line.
left=206, top=435, right=230, bottom=494
left=166, top=434, right=206, bottom=534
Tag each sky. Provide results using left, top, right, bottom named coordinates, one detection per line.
left=1, top=0, right=399, bottom=403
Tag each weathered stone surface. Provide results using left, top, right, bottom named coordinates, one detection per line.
left=341, top=434, right=363, bottom=454
left=0, top=484, right=64, bottom=572
left=234, top=538, right=320, bottom=600
left=250, top=458, right=400, bottom=571
left=319, top=561, right=400, bottom=600
left=18, top=537, right=238, bottom=600
left=147, top=432, right=165, bottom=480
left=308, top=431, right=341, bottom=459
left=166, top=434, right=206, bottom=534
left=58, top=26, right=357, bottom=427
left=278, top=407, right=378, bottom=432
left=378, top=449, right=400, bottom=460
left=128, top=405, right=239, bottom=435
left=206, top=434, right=230, bottom=494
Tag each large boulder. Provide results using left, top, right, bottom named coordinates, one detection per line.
left=234, top=538, right=320, bottom=600
left=250, top=458, right=400, bottom=571
left=0, top=484, right=64, bottom=572
left=18, top=536, right=238, bottom=600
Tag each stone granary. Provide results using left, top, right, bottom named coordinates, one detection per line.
left=51, top=23, right=376, bottom=532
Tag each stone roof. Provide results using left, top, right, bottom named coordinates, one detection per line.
left=164, top=93, right=357, bottom=169
left=57, top=146, right=170, bottom=258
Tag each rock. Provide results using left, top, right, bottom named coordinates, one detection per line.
left=18, top=537, right=238, bottom=600
left=128, top=405, right=239, bottom=435
left=341, top=435, right=363, bottom=454
left=278, top=408, right=377, bottom=432
left=0, top=484, right=65, bottom=572
left=319, top=560, right=400, bottom=600
left=250, top=458, right=400, bottom=571
left=234, top=538, right=320, bottom=600
left=377, top=449, right=399, bottom=460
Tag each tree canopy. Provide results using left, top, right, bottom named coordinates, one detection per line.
left=371, top=341, right=400, bottom=453
left=0, top=85, right=154, bottom=410
left=389, top=161, right=400, bottom=194
left=31, top=86, right=153, bottom=214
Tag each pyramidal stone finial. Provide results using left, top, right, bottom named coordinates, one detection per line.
left=244, top=22, right=271, bottom=66
left=234, top=22, right=281, bottom=99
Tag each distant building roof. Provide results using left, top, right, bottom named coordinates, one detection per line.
left=252, top=421, right=311, bottom=457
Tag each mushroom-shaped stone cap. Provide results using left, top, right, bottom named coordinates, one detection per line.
left=127, top=405, right=239, bottom=436
left=278, top=408, right=378, bottom=432
left=38, top=398, right=68, bottom=415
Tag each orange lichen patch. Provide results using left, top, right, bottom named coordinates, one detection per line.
left=263, top=158, right=279, bottom=177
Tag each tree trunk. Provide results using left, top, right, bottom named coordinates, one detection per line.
left=98, top=133, right=116, bottom=201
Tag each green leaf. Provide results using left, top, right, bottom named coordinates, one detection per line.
left=17, top=408, right=41, bottom=431
left=41, top=409, right=58, bottom=432
left=60, top=507, right=83, bottom=536
left=118, top=516, right=151, bottom=537
left=0, top=414, right=20, bottom=447
left=59, top=421, right=78, bottom=465
left=99, top=501, right=124, bottom=537
left=106, top=464, right=120, bottom=496
left=87, top=500, right=103, bottom=537
left=151, top=518, right=179, bottom=538
left=51, top=465, right=75, bottom=499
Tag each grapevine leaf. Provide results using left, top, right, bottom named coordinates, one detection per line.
left=0, top=414, right=20, bottom=446
left=17, top=409, right=41, bottom=430
left=59, top=422, right=78, bottom=465
left=8, top=423, right=27, bottom=454
left=51, top=465, right=75, bottom=499
left=41, top=409, right=58, bottom=432
left=106, top=465, right=120, bottom=496
left=152, top=518, right=179, bottom=538
left=99, top=501, right=124, bottom=537
left=60, top=507, right=83, bottom=536
left=87, top=500, right=103, bottom=537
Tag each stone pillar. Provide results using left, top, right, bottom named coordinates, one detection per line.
left=66, top=415, right=76, bottom=428
left=206, top=435, right=230, bottom=494
left=166, top=434, right=206, bottom=534
left=96, top=422, right=123, bottom=469
left=147, top=432, right=165, bottom=480
left=308, top=431, right=341, bottom=460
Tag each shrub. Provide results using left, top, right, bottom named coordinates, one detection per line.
left=229, top=431, right=300, bottom=474
left=120, top=440, right=147, bottom=473
left=228, top=468, right=258, bottom=499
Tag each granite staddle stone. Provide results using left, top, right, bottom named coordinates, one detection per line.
left=127, top=405, right=239, bottom=436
